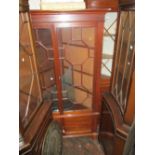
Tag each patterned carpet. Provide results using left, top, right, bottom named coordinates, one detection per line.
left=62, top=137, right=105, bottom=155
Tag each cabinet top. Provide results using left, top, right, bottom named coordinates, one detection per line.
left=30, top=9, right=118, bottom=23
left=30, top=8, right=118, bottom=15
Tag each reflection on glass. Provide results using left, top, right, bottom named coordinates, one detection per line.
left=56, top=27, right=95, bottom=109
left=19, top=12, right=42, bottom=127
left=33, top=29, right=58, bottom=101
left=101, top=12, right=117, bottom=77
left=111, top=11, right=135, bottom=114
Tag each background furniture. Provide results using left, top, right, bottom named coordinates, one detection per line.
left=19, top=1, right=62, bottom=154
left=98, top=1, right=135, bottom=155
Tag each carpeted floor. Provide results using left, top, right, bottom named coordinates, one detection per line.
left=62, top=137, right=105, bottom=155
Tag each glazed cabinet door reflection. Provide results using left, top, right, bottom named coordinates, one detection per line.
left=56, top=26, right=96, bottom=110
left=33, top=28, right=58, bottom=102
left=19, top=12, right=42, bottom=128
left=32, top=23, right=100, bottom=113
left=111, top=11, right=135, bottom=114
left=30, top=11, right=104, bottom=137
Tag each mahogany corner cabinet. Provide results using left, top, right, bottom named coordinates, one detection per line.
left=30, top=10, right=110, bottom=138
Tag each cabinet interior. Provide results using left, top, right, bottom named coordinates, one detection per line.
left=33, top=26, right=97, bottom=111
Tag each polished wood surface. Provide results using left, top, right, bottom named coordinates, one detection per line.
left=99, top=102, right=115, bottom=134
left=100, top=77, right=111, bottom=93
left=99, top=133, right=114, bottom=155
left=124, top=71, right=135, bottom=125
left=85, top=0, right=119, bottom=10
left=53, top=105, right=100, bottom=137
left=102, top=93, right=130, bottom=138
left=20, top=101, right=52, bottom=155
left=119, top=0, right=135, bottom=6
left=99, top=62, right=135, bottom=155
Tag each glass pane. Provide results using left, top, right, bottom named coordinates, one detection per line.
left=121, top=12, right=135, bottom=109
left=101, top=12, right=118, bottom=77
left=104, top=13, right=118, bottom=34
left=33, top=28, right=58, bottom=101
left=111, top=11, right=135, bottom=113
left=19, top=12, right=42, bottom=127
left=56, top=27, right=95, bottom=110
left=101, top=58, right=113, bottom=77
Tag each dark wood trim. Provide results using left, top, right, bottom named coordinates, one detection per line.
left=30, top=9, right=118, bottom=15
left=93, top=22, right=103, bottom=112
left=62, top=41, right=95, bottom=50
left=91, top=21, right=103, bottom=132
left=110, top=11, right=120, bottom=91
left=112, top=134, right=126, bottom=155
left=99, top=131, right=114, bottom=137
left=19, top=116, right=25, bottom=138
left=100, top=76, right=111, bottom=93
left=120, top=5, right=135, bottom=11
left=53, top=111, right=100, bottom=119
left=119, top=0, right=135, bottom=10
left=85, top=0, right=119, bottom=10
left=24, top=101, right=51, bottom=142
left=63, top=132, right=98, bottom=139
left=28, top=12, right=43, bottom=102
left=20, top=101, right=52, bottom=154
left=51, top=25, right=64, bottom=115
left=19, top=0, right=29, bottom=12
left=124, top=71, right=135, bottom=125
left=99, top=132, right=115, bottom=155
left=102, top=93, right=130, bottom=138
